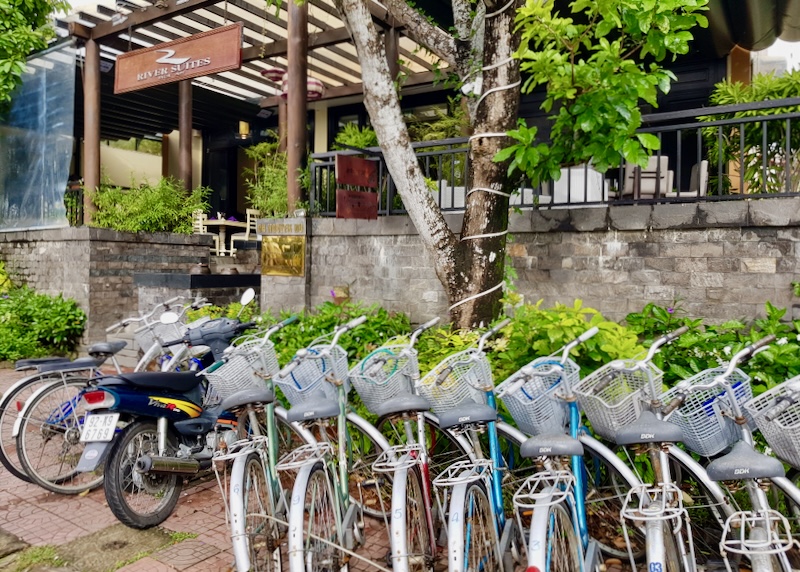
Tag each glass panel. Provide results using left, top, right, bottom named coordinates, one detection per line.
left=0, top=42, right=76, bottom=230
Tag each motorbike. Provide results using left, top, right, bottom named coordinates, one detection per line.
left=75, top=288, right=291, bottom=528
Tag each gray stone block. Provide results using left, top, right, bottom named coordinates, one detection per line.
left=650, top=203, right=697, bottom=229
left=608, top=205, right=650, bottom=230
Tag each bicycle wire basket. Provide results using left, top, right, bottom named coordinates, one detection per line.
left=497, top=357, right=580, bottom=436
left=661, top=367, right=752, bottom=457
left=573, top=359, right=663, bottom=442
left=744, top=375, right=800, bottom=469
left=203, top=338, right=280, bottom=405
left=349, top=339, right=419, bottom=416
left=417, top=349, right=492, bottom=416
left=134, top=319, right=185, bottom=355
left=274, top=342, right=350, bottom=407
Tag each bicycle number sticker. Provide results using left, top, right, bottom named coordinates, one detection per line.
left=650, top=564, right=663, bottom=572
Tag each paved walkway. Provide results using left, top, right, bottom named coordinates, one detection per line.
left=0, top=367, right=392, bottom=572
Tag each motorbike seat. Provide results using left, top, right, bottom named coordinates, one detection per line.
left=116, top=371, right=201, bottom=393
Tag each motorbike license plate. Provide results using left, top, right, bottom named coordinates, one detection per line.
left=79, top=413, right=120, bottom=442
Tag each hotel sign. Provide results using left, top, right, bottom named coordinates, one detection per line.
left=114, top=23, right=242, bottom=94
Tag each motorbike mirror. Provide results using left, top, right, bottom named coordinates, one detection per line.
left=240, top=288, right=256, bottom=307
left=160, top=311, right=180, bottom=325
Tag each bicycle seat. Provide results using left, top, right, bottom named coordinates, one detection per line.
left=14, top=356, right=70, bottom=370
left=438, top=402, right=497, bottom=430
left=286, top=398, right=339, bottom=423
left=218, top=387, right=275, bottom=412
left=115, top=371, right=201, bottom=393
left=36, top=357, right=104, bottom=373
left=614, top=410, right=683, bottom=446
left=88, top=340, right=127, bottom=357
left=520, top=433, right=584, bottom=458
left=373, top=392, right=430, bottom=417
left=705, top=441, right=785, bottom=481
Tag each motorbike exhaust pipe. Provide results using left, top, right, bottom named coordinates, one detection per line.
left=135, top=455, right=203, bottom=475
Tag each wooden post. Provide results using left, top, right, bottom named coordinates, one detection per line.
left=83, top=38, right=101, bottom=221
left=278, top=97, right=288, bottom=153
left=287, top=0, right=308, bottom=211
left=178, top=80, right=193, bottom=190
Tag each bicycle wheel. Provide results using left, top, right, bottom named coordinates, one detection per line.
left=390, top=465, right=434, bottom=571
left=447, top=480, right=500, bottom=572
left=580, top=437, right=647, bottom=561
left=230, top=451, right=280, bottom=572
left=288, top=461, right=339, bottom=572
left=526, top=496, right=581, bottom=571
left=104, top=420, right=183, bottom=529
left=15, top=377, right=103, bottom=494
left=0, top=371, right=83, bottom=482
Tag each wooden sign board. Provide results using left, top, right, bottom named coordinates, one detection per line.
left=336, top=189, right=378, bottom=220
left=335, top=154, right=378, bottom=188
left=115, top=23, right=242, bottom=94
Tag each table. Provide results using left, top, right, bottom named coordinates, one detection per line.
left=204, top=219, right=247, bottom=255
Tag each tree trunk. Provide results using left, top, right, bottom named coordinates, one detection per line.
left=333, top=0, right=522, bottom=328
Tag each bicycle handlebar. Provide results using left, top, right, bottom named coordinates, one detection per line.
left=497, top=364, right=564, bottom=398
left=664, top=334, right=775, bottom=414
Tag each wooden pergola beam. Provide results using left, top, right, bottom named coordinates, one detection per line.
left=88, top=0, right=220, bottom=39
left=258, top=70, right=439, bottom=107
left=241, top=26, right=352, bottom=61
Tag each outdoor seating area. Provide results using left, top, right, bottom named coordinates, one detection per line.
left=191, top=209, right=260, bottom=257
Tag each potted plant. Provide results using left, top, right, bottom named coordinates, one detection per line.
left=494, top=0, right=708, bottom=192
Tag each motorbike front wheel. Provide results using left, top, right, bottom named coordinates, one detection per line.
left=104, top=420, right=183, bottom=529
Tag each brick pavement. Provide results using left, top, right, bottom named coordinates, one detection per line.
left=0, top=366, right=394, bottom=572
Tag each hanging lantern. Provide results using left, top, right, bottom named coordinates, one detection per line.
left=307, top=77, right=325, bottom=101
left=260, top=67, right=286, bottom=83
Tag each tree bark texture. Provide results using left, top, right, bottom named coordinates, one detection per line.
left=334, top=0, right=522, bottom=328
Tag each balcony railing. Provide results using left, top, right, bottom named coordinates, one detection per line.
left=308, top=97, right=800, bottom=214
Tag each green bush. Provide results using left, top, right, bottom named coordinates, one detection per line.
left=625, top=300, right=800, bottom=396
left=90, top=177, right=210, bottom=234
left=0, top=287, right=86, bottom=361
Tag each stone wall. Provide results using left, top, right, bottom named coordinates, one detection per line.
left=0, top=227, right=215, bottom=345
left=263, top=198, right=800, bottom=324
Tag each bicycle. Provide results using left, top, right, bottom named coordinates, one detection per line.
left=2, top=296, right=207, bottom=492
left=350, top=317, right=470, bottom=572
left=664, top=335, right=800, bottom=572
left=495, top=327, right=644, bottom=572
left=207, top=318, right=318, bottom=572
left=412, top=318, right=523, bottom=572
left=275, top=316, right=393, bottom=572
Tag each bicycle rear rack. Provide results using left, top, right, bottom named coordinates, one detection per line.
left=276, top=442, right=333, bottom=471
left=720, top=509, right=794, bottom=559
left=432, top=459, right=493, bottom=488
left=512, top=470, right=575, bottom=510
left=371, top=444, right=423, bottom=473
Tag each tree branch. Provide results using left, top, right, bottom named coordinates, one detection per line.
left=378, top=0, right=459, bottom=69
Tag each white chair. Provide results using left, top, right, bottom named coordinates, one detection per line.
left=666, top=160, right=709, bottom=198
left=230, top=208, right=260, bottom=255
left=621, top=156, right=673, bottom=198
left=192, top=210, right=224, bottom=256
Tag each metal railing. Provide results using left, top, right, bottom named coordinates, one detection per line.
left=308, top=97, right=800, bottom=213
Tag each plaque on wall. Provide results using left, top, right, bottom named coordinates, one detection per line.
left=258, top=218, right=306, bottom=277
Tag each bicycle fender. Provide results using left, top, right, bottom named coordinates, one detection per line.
left=11, top=381, right=65, bottom=437
left=76, top=441, right=112, bottom=472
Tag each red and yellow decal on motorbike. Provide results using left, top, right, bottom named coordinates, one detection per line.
left=147, top=397, right=202, bottom=418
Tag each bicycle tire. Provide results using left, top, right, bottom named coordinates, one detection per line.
left=15, top=376, right=103, bottom=494
left=525, top=491, right=581, bottom=571
left=0, top=371, right=87, bottom=482
left=580, top=437, right=647, bottom=561
left=447, top=479, right=501, bottom=572
left=287, top=460, right=340, bottom=572
left=230, top=451, right=280, bottom=572
left=390, top=464, right=434, bottom=572
left=104, top=420, right=183, bottom=529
